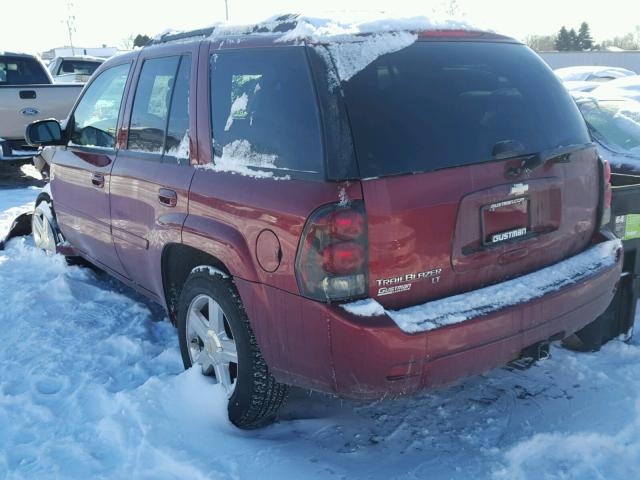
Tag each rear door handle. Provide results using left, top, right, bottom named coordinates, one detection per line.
left=91, top=172, right=105, bottom=188
left=158, top=188, right=177, bottom=207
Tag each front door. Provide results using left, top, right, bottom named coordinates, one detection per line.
left=51, top=61, right=134, bottom=274
left=110, top=47, right=196, bottom=298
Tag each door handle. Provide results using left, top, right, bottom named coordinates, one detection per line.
left=91, top=172, right=105, bottom=188
left=19, top=90, right=36, bottom=99
left=158, top=188, right=177, bottom=207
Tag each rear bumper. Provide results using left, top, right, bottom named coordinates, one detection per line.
left=0, top=139, right=37, bottom=161
left=236, top=237, right=623, bottom=400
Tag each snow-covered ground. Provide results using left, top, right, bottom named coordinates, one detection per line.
left=1, top=186, right=640, bottom=479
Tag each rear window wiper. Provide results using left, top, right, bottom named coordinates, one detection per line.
left=506, top=142, right=594, bottom=178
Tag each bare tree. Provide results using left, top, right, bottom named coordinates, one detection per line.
left=526, top=34, right=557, bottom=52
left=64, top=1, right=77, bottom=55
left=120, top=35, right=135, bottom=50
left=444, top=0, right=460, bottom=16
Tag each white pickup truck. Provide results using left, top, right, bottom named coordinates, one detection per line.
left=0, top=52, right=82, bottom=160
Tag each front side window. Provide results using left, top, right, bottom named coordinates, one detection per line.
left=70, top=63, right=131, bottom=148
left=210, top=48, right=324, bottom=176
left=128, top=56, right=180, bottom=154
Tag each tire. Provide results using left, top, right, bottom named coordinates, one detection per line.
left=177, top=270, right=289, bottom=429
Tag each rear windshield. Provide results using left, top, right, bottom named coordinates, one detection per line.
left=341, top=41, right=590, bottom=177
left=58, top=60, right=102, bottom=76
left=0, top=55, right=50, bottom=85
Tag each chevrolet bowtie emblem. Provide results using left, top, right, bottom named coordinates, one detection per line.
left=510, top=183, right=529, bottom=196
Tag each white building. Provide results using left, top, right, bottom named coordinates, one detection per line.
left=41, top=46, right=122, bottom=62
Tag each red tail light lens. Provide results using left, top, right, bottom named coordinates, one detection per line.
left=322, top=242, right=365, bottom=275
left=296, top=201, right=368, bottom=302
left=331, top=209, right=365, bottom=240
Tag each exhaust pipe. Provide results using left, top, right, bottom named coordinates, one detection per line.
left=507, top=340, right=551, bottom=371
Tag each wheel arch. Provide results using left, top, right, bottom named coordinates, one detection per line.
left=161, top=243, right=232, bottom=324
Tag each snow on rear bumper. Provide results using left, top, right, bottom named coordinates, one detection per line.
left=343, top=238, right=622, bottom=334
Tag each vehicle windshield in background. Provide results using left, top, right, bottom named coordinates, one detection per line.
left=0, top=55, right=49, bottom=85
left=341, top=41, right=590, bottom=178
left=579, top=99, right=640, bottom=155
left=59, top=60, right=102, bottom=76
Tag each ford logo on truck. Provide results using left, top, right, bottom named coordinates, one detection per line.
left=20, top=107, right=40, bottom=116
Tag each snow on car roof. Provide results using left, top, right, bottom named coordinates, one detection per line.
left=234, top=13, right=501, bottom=83
left=592, top=75, right=640, bottom=101
left=151, top=13, right=507, bottom=83
left=555, top=65, right=636, bottom=82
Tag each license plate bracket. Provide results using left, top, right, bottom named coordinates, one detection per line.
left=482, top=196, right=530, bottom=246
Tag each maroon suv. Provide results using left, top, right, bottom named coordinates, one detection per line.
left=26, top=18, right=622, bottom=428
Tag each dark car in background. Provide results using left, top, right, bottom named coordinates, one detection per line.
left=24, top=17, right=621, bottom=428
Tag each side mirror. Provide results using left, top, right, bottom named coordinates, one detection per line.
left=25, top=119, right=64, bottom=147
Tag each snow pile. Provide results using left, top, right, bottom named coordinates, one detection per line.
left=343, top=239, right=621, bottom=333
left=165, top=131, right=190, bottom=162
left=494, top=408, right=640, bottom=479
left=342, top=298, right=385, bottom=317
left=198, top=139, right=290, bottom=180
left=4, top=186, right=640, bottom=479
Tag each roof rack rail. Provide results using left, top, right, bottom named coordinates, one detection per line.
left=148, top=27, right=216, bottom=46
left=147, top=14, right=300, bottom=46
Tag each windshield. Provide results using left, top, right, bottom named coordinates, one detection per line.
left=340, top=41, right=590, bottom=177
left=0, top=55, right=50, bottom=85
left=579, top=99, right=640, bottom=155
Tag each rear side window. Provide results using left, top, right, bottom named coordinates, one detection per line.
left=70, top=63, right=131, bottom=148
left=0, top=56, right=49, bottom=85
left=128, top=56, right=180, bottom=154
left=210, top=48, right=324, bottom=176
left=340, top=41, right=591, bottom=177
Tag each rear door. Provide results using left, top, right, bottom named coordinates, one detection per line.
left=51, top=61, right=133, bottom=274
left=109, top=45, right=196, bottom=298
left=336, top=40, right=599, bottom=309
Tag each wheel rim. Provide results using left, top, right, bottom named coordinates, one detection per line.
left=32, top=208, right=56, bottom=255
left=186, top=294, right=238, bottom=396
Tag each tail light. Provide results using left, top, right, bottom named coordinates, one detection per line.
left=295, top=201, right=368, bottom=302
left=600, top=158, right=612, bottom=228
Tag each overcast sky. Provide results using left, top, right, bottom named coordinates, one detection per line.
left=1, top=0, right=639, bottom=54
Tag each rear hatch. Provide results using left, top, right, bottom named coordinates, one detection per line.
left=339, top=38, right=599, bottom=309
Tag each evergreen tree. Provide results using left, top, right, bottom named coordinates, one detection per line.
left=133, top=34, right=151, bottom=48
left=568, top=28, right=579, bottom=50
left=578, top=22, right=594, bottom=50
left=555, top=26, right=571, bottom=51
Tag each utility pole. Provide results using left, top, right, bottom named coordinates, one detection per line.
left=224, top=0, right=229, bottom=21
left=65, top=1, right=76, bottom=55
